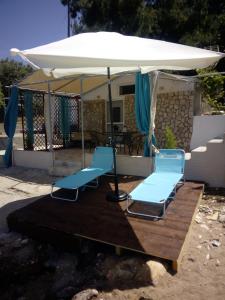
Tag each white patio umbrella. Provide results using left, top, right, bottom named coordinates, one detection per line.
left=11, top=32, right=223, bottom=75
left=11, top=32, right=224, bottom=201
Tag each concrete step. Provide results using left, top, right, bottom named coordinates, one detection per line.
left=207, top=137, right=224, bottom=149
left=0, top=156, right=5, bottom=167
left=0, top=150, right=5, bottom=167
left=0, top=136, right=7, bottom=150
left=191, top=146, right=207, bottom=153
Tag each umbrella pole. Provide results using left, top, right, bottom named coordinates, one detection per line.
left=106, top=67, right=127, bottom=202
left=80, top=77, right=85, bottom=169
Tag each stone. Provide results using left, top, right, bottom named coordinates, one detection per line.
left=218, top=214, right=225, bottom=223
left=71, top=289, right=98, bottom=300
left=206, top=253, right=211, bottom=260
left=200, top=224, right=209, bottom=231
left=211, top=239, right=221, bottom=247
left=199, top=205, right=213, bottom=214
left=51, top=252, right=79, bottom=293
left=145, top=260, right=168, bottom=285
left=102, top=256, right=167, bottom=287
left=217, top=197, right=225, bottom=203
left=216, top=259, right=220, bottom=266
left=195, top=213, right=203, bottom=224
left=56, top=286, right=77, bottom=299
left=0, top=232, right=22, bottom=246
left=206, top=212, right=219, bottom=221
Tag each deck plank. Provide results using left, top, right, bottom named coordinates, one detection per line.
left=7, top=176, right=203, bottom=268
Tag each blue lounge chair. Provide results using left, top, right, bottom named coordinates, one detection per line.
left=127, top=149, right=185, bottom=219
left=51, top=146, right=113, bottom=201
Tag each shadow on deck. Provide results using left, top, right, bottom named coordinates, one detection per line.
left=7, top=175, right=203, bottom=271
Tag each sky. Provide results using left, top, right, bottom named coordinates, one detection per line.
left=0, top=0, right=68, bottom=59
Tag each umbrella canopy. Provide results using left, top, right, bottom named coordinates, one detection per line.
left=11, top=32, right=224, bottom=77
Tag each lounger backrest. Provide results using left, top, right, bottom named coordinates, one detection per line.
left=155, top=149, right=185, bottom=174
left=90, top=146, right=114, bottom=170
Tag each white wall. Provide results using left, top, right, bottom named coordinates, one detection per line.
left=185, top=138, right=225, bottom=188
left=83, top=73, right=195, bottom=101
left=13, top=149, right=152, bottom=178
left=190, top=115, right=225, bottom=150
left=117, top=155, right=152, bottom=177
left=13, top=150, right=54, bottom=170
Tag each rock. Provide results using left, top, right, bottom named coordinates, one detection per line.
left=200, top=224, right=209, bottom=231
left=0, top=232, right=22, bottom=246
left=56, top=286, right=77, bottom=299
left=188, top=257, right=195, bottom=262
left=102, top=256, right=167, bottom=287
left=216, top=197, right=225, bottom=203
left=206, top=253, right=210, bottom=260
left=195, top=213, right=203, bottom=224
left=106, top=257, right=138, bottom=282
left=211, top=239, right=221, bottom=247
left=145, top=260, right=168, bottom=285
left=216, top=259, right=220, bottom=266
left=71, top=289, right=98, bottom=300
left=218, top=214, right=225, bottom=223
left=206, top=212, right=219, bottom=221
left=221, top=207, right=225, bottom=213
left=21, top=238, right=29, bottom=246
left=50, top=252, right=79, bottom=295
left=199, top=205, right=213, bottom=214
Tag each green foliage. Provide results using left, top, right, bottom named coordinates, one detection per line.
left=198, top=68, right=225, bottom=110
left=62, top=0, right=144, bottom=34
left=0, top=83, right=4, bottom=108
left=61, top=0, right=225, bottom=52
left=165, top=127, right=177, bottom=149
left=0, top=59, right=32, bottom=97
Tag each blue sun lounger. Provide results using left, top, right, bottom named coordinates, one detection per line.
left=127, top=149, right=185, bottom=219
left=51, top=146, right=113, bottom=201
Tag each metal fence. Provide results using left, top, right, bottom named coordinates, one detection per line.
left=20, top=90, right=80, bottom=151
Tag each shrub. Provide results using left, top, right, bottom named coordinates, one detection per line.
left=165, top=127, right=177, bottom=149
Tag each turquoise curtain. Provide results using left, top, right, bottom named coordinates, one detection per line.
left=59, top=96, right=70, bottom=146
left=24, top=91, right=34, bottom=149
left=135, top=72, right=156, bottom=157
left=3, top=86, right=19, bottom=167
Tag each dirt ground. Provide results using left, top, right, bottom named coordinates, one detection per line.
left=104, top=189, right=225, bottom=300
left=0, top=167, right=225, bottom=300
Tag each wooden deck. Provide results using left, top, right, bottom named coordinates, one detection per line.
left=7, top=176, right=203, bottom=271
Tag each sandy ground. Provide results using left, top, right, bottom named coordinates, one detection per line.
left=0, top=166, right=225, bottom=300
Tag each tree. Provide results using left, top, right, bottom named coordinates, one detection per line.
left=0, top=59, right=33, bottom=97
left=198, top=68, right=225, bottom=111
left=0, top=83, right=4, bottom=109
left=60, top=0, right=225, bottom=52
left=61, top=0, right=150, bottom=34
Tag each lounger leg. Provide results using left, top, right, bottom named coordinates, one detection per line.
left=127, top=195, right=166, bottom=219
left=51, top=185, right=79, bottom=202
left=84, top=177, right=99, bottom=189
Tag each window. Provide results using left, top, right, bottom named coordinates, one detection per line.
left=106, top=100, right=123, bottom=131
left=119, top=84, right=135, bottom=95
left=112, top=107, right=121, bottom=122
